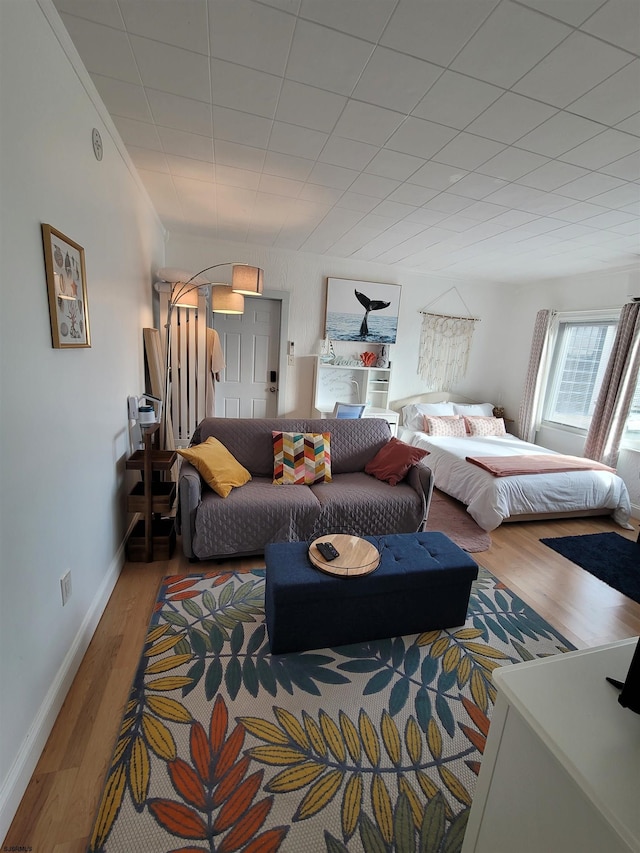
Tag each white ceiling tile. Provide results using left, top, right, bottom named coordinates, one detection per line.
left=582, top=209, right=637, bottom=229
left=263, top=150, right=314, bottom=180
left=599, top=151, right=640, bottom=181
left=351, top=47, right=442, bottom=114
left=299, top=0, right=396, bottom=42
left=301, top=208, right=367, bottom=253
left=477, top=147, right=549, bottom=180
left=90, top=74, right=152, bottom=122
left=307, top=162, right=358, bottom=189
left=436, top=214, right=480, bottom=232
left=210, top=0, right=296, bottom=76
left=608, top=219, right=640, bottom=235
left=136, top=168, right=182, bottom=213
left=275, top=80, right=346, bottom=132
left=411, top=71, right=502, bottom=130
left=129, top=35, right=210, bottom=101
left=158, top=126, right=214, bottom=160
left=318, top=136, right=378, bottom=170
left=551, top=171, right=624, bottom=200
left=458, top=200, right=510, bottom=221
left=448, top=173, right=508, bottom=199
left=466, top=93, right=557, bottom=144
left=210, top=59, right=281, bottom=118
left=513, top=33, right=632, bottom=107
left=286, top=20, right=374, bottom=95
left=55, top=0, right=124, bottom=28
left=335, top=193, right=381, bottom=212
left=550, top=201, right=610, bottom=222
left=257, top=173, right=303, bottom=197
left=59, top=15, right=140, bottom=83
left=516, top=161, right=589, bottom=192
left=372, top=200, right=417, bottom=220
left=333, top=102, right=405, bottom=146
left=560, top=128, right=640, bottom=168
left=213, top=106, right=272, bottom=147
left=616, top=112, right=640, bottom=136
left=381, top=0, right=501, bottom=68
left=590, top=182, right=640, bottom=208
left=433, top=132, right=506, bottom=169
left=404, top=208, right=449, bottom=225
left=113, top=116, right=163, bottom=150
left=387, top=183, right=440, bottom=205
left=268, top=121, right=328, bottom=158
left=485, top=184, right=573, bottom=214
left=118, top=0, right=208, bottom=53
left=451, top=2, right=570, bottom=87
left=580, top=0, right=640, bottom=55
left=517, top=0, right=604, bottom=26
left=409, top=161, right=468, bottom=190
left=516, top=111, right=607, bottom=157
left=167, top=154, right=215, bottom=181
left=487, top=209, right=539, bottom=227
left=424, top=193, right=472, bottom=214
left=385, top=117, right=457, bottom=159
left=365, top=149, right=425, bottom=180
left=147, top=89, right=213, bottom=136
left=216, top=140, right=266, bottom=171
left=126, top=146, right=169, bottom=173
left=568, top=61, right=640, bottom=126
left=550, top=223, right=599, bottom=241
left=348, top=173, right=401, bottom=198
left=298, top=183, right=344, bottom=204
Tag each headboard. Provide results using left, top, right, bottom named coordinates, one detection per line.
left=389, top=391, right=479, bottom=425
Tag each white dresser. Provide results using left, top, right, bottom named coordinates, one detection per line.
left=462, top=638, right=640, bottom=853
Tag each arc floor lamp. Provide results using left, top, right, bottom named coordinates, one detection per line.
left=157, top=263, right=264, bottom=446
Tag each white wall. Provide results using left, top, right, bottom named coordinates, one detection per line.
left=164, top=233, right=510, bottom=416
left=0, top=0, right=165, bottom=836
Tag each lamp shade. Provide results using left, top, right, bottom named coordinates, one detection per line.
left=232, top=265, right=263, bottom=296
left=211, top=285, right=244, bottom=314
left=172, top=288, right=200, bottom=309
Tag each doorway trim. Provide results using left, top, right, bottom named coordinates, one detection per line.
left=265, top=289, right=290, bottom=416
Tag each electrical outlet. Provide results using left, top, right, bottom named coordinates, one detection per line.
left=60, top=570, right=72, bottom=606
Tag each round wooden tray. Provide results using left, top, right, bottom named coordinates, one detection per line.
left=308, top=534, right=380, bottom=577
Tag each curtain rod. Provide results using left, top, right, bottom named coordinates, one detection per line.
left=419, top=310, right=481, bottom=322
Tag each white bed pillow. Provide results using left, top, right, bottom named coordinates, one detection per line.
left=402, top=402, right=455, bottom=431
left=453, top=402, right=494, bottom=417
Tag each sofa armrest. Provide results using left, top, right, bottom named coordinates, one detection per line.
left=406, top=463, right=434, bottom=531
left=178, top=461, right=203, bottom=559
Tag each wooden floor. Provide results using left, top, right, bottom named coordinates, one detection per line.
left=5, top=516, right=640, bottom=852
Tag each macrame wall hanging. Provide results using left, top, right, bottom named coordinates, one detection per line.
left=418, top=287, right=480, bottom=390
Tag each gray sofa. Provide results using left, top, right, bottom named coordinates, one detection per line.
left=178, top=417, right=434, bottom=560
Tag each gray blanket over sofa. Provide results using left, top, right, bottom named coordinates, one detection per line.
left=178, top=417, right=433, bottom=560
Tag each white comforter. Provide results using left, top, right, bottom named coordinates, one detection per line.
left=401, top=430, right=633, bottom=532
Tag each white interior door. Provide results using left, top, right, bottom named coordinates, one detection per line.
left=212, top=296, right=281, bottom=418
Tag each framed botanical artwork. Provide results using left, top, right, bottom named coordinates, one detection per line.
left=325, top=278, right=401, bottom=344
left=41, top=224, right=91, bottom=348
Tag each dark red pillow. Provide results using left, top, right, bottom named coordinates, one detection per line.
left=365, top=437, right=429, bottom=486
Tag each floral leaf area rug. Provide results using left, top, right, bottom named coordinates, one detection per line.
left=89, top=568, right=574, bottom=853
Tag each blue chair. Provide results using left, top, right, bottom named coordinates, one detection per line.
left=332, top=402, right=366, bottom=419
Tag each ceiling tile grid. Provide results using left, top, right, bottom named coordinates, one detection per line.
left=53, top=0, right=640, bottom=282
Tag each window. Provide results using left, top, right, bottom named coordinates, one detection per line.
left=541, top=312, right=618, bottom=432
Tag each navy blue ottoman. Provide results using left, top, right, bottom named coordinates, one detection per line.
left=264, top=532, right=478, bottom=654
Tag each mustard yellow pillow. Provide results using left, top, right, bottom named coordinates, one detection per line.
left=177, top=436, right=251, bottom=497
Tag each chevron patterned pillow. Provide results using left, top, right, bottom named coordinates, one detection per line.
left=272, top=431, right=332, bottom=485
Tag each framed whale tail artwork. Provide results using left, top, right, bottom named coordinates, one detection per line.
left=325, top=277, right=401, bottom=344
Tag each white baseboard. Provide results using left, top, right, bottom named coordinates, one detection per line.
left=0, top=540, right=127, bottom=841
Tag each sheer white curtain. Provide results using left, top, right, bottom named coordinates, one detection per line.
left=584, top=302, right=640, bottom=466
left=517, top=309, right=553, bottom=442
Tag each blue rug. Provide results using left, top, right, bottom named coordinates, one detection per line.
left=540, top=532, right=640, bottom=604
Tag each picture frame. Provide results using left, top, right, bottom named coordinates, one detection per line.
left=325, top=278, right=401, bottom=344
left=41, top=223, right=91, bottom=348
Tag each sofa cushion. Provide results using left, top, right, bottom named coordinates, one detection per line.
left=309, top=472, right=423, bottom=537
left=272, top=431, right=331, bottom=484
left=177, top=436, right=251, bottom=497
left=192, top=478, right=321, bottom=558
left=365, top=437, right=428, bottom=486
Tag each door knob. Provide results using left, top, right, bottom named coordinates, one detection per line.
left=269, top=386, right=277, bottom=393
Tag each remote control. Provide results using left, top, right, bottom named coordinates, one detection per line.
left=316, top=541, right=340, bottom=561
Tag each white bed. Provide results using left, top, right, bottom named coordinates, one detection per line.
left=391, top=393, right=633, bottom=532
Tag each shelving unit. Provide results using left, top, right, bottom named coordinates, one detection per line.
left=312, top=356, right=398, bottom=435
left=125, top=423, right=177, bottom=562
